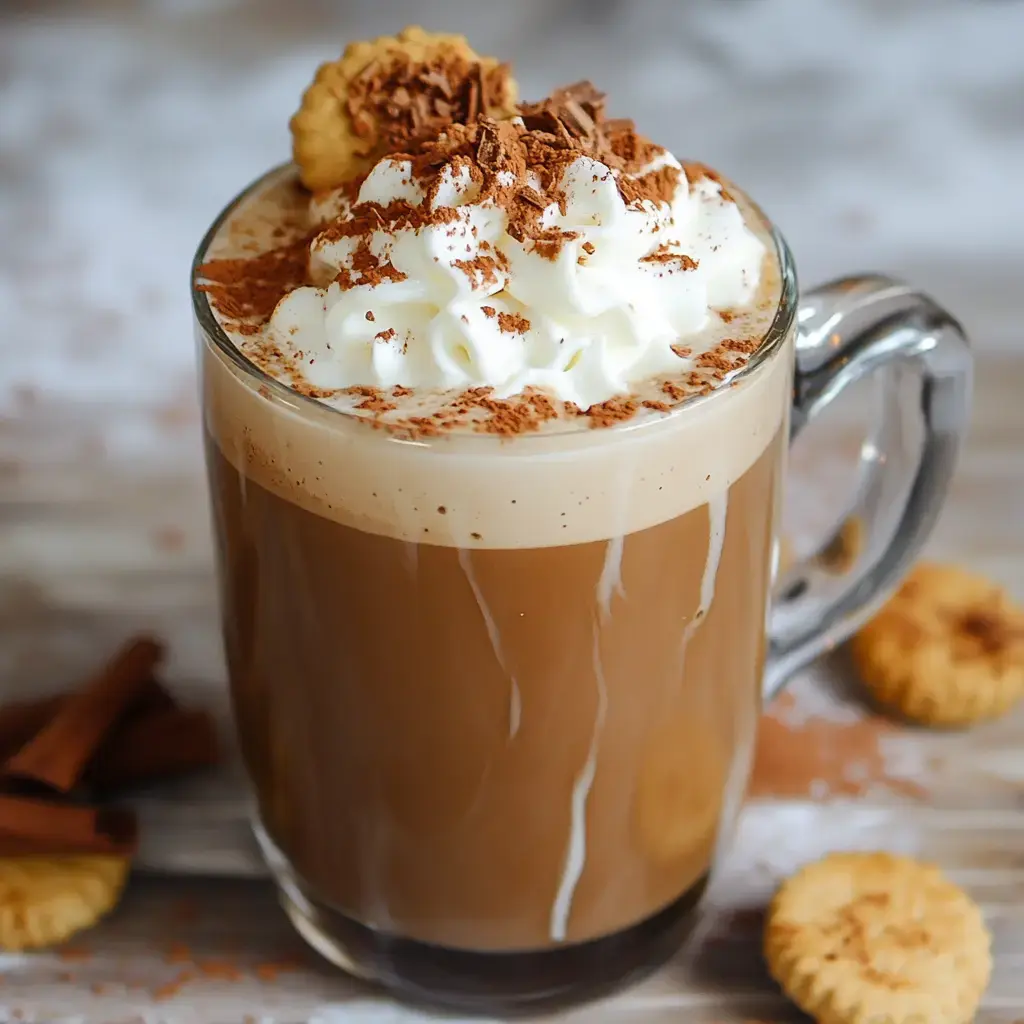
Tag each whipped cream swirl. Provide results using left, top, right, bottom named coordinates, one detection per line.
left=269, top=144, right=766, bottom=409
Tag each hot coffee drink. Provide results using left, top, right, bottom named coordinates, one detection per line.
left=195, top=26, right=792, bottom=1008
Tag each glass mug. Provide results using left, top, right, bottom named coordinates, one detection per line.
left=192, top=165, right=972, bottom=1014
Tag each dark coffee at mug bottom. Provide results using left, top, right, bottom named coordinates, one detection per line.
left=206, top=423, right=783, bottom=959
left=260, top=826, right=711, bottom=1011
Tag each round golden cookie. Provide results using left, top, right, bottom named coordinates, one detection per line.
left=850, top=562, right=1024, bottom=726
left=290, top=25, right=519, bottom=191
left=765, top=851, right=991, bottom=1024
left=0, top=856, right=129, bottom=951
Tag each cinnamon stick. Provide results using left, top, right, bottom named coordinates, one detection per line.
left=89, top=708, right=221, bottom=792
left=4, top=637, right=164, bottom=792
left=0, top=694, right=65, bottom=760
left=0, top=680, right=173, bottom=766
left=0, top=795, right=137, bottom=855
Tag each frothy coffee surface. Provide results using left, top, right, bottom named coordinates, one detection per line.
left=200, top=164, right=786, bottom=549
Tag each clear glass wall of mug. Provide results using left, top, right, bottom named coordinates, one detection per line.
left=193, top=164, right=971, bottom=1015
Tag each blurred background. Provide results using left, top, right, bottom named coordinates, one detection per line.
left=0, top=0, right=1022, bottom=675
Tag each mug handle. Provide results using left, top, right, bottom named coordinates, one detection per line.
left=764, top=275, right=973, bottom=700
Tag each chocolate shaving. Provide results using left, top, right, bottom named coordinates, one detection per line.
left=344, top=49, right=515, bottom=167
left=476, top=123, right=502, bottom=168
left=466, top=72, right=481, bottom=123
left=420, top=70, right=454, bottom=99
left=515, top=186, right=547, bottom=209
left=559, top=98, right=595, bottom=139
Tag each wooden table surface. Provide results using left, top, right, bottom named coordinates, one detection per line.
left=2, top=1, right=1023, bottom=1020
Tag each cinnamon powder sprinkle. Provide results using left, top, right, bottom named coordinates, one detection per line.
left=697, top=349, right=744, bottom=376
left=201, top=66, right=769, bottom=439
left=452, top=255, right=503, bottom=287
left=721, top=336, right=759, bottom=354
left=641, top=246, right=698, bottom=271
left=197, top=233, right=312, bottom=327
left=683, top=161, right=734, bottom=204
left=341, top=384, right=399, bottom=415
left=397, top=385, right=562, bottom=437
left=357, top=396, right=398, bottom=413
left=497, top=311, right=530, bottom=334
left=585, top=396, right=640, bottom=428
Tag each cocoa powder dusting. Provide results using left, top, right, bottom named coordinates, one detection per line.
left=201, top=64, right=769, bottom=440
left=343, top=385, right=398, bottom=416
left=634, top=166, right=684, bottom=206
left=641, top=246, right=698, bottom=271
left=386, top=385, right=560, bottom=438
left=197, top=233, right=312, bottom=327
left=720, top=337, right=759, bottom=354
left=586, top=396, right=640, bottom=428
left=497, top=312, right=530, bottom=334
left=683, top=161, right=735, bottom=203
left=696, top=350, right=736, bottom=374
left=207, top=77, right=693, bottom=392
left=372, top=80, right=680, bottom=264
left=452, top=255, right=503, bottom=287
left=749, top=694, right=928, bottom=802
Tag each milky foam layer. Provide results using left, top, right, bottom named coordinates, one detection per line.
left=203, top=327, right=791, bottom=549
left=268, top=147, right=766, bottom=408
